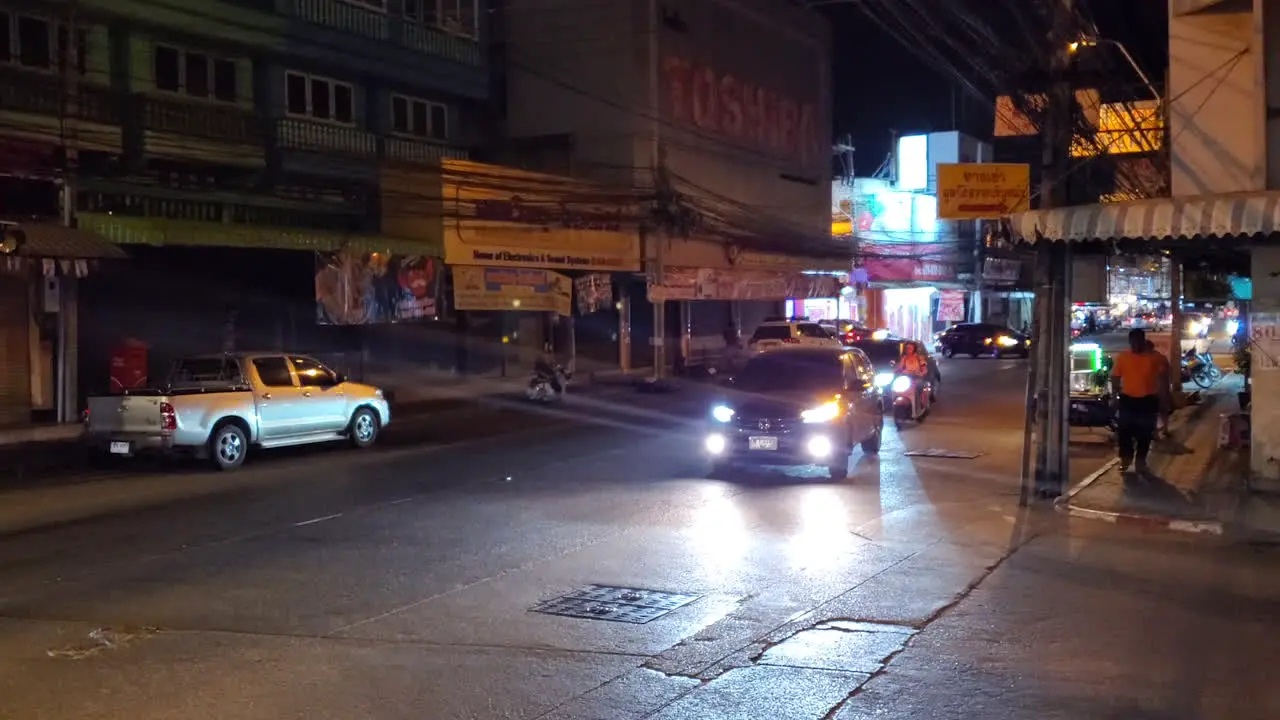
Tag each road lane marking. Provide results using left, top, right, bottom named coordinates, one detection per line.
left=294, top=513, right=342, bottom=527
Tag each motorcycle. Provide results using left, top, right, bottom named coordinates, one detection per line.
left=1181, top=348, right=1221, bottom=389
left=887, top=374, right=931, bottom=428
left=526, top=363, right=571, bottom=403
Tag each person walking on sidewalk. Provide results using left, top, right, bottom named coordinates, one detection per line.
left=1111, top=329, right=1172, bottom=474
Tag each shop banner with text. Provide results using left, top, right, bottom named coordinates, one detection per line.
left=453, top=266, right=573, bottom=315
left=648, top=267, right=841, bottom=302
left=938, top=290, right=967, bottom=322
left=574, top=273, right=614, bottom=314
left=315, top=252, right=441, bottom=325
left=857, top=241, right=958, bottom=284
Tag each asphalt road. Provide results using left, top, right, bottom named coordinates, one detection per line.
left=0, top=357, right=1275, bottom=719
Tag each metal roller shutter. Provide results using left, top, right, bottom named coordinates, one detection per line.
left=0, top=275, right=30, bottom=425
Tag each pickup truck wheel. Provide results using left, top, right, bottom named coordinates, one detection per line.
left=210, top=424, right=247, bottom=471
left=349, top=408, right=379, bottom=449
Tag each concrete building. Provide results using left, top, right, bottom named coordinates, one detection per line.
left=502, top=0, right=848, bottom=372
left=0, top=0, right=487, bottom=426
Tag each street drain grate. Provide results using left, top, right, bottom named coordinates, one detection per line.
left=530, top=585, right=701, bottom=624
left=903, top=448, right=984, bottom=459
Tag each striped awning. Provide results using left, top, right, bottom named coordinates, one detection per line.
left=1008, top=190, right=1280, bottom=243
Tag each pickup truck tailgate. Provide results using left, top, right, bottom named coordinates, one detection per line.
left=87, top=395, right=166, bottom=434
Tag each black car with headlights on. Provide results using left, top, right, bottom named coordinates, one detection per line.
left=934, top=322, right=1030, bottom=358
left=703, top=346, right=884, bottom=479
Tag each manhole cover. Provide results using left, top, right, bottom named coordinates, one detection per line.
left=903, top=448, right=983, bottom=459
left=530, top=585, right=701, bottom=624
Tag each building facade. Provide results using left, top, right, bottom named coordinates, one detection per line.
left=502, top=0, right=845, bottom=372
left=0, top=0, right=487, bottom=422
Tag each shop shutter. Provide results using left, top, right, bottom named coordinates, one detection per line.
left=0, top=275, right=30, bottom=425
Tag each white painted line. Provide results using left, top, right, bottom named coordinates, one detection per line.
left=388, top=497, right=414, bottom=505
left=1057, top=457, right=1120, bottom=506
left=1167, top=520, right=1225, bottom=535
left=294, top=513, right=342, bottom=527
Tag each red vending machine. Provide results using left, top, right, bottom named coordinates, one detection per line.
left=109, top=340, right=148, bottom=393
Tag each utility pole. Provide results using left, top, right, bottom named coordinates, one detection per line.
left=1024, top=0, right=1076, bottom=501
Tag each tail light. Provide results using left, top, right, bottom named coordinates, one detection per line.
left=82, top=408, right=90, bottom=425
left=159, top=402, right=177, bottom=432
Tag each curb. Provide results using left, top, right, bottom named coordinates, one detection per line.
left=1058, top=501, right=1225, bottom=535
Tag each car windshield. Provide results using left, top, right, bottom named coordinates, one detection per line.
left=735, top=353, right=843, bottom=392
left=849, top=341, right=903, bottom=365
left=750, top=325, right=792, bottom=341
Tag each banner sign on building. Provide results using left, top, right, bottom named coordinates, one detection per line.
left=442, top=160, right=641, bottom=273
left=938, top=290, right=967, bottom=322
left=983, top=257, right=1022, bottom=286
left=574, top=273, right=614, bottom=314
left=937, top=163, right=1031, bottom=220
left=858, top=241, right=958, bottom=284
left=452, top=266, right=573, bottom=315
left=648, top=267, right=841, bottom=302
left=315, top=252, right=441, bottom=325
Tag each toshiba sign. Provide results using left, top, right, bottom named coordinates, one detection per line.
left=661, top=55, right=821, bottom=169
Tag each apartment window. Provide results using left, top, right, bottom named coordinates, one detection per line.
left=154, top=46, right=238, bottom=102
left=286, top=72, right=355, bottom=125
left=391, top=94, right=447, bottom=141
left=0, top=13, right=86, bottom=72
left=404, top=0, right=478, bottom=39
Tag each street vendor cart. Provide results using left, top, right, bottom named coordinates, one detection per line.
left=1067, top=342, right=1116, bottom=432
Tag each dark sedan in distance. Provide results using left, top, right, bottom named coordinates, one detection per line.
left=934, top=323, right=1030, bottom=359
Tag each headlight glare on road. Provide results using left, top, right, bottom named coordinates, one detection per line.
left=996, top=335, right=1018, bottom=347
left=807, top=435, right=833, bottom=457
left=711, top=405, right=735, bottom=423
left=874, top=372, right=894, bottom=387
left=890, top=375, right=912, bottom=394
left=704, top=433, right=726, bottom=454
left=800, top=401, right=841, bottom=424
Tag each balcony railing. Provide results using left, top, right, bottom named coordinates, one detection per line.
left=384, top=136, right=468, bottom=164
left=284, top=0, right=480, bottom=67
left=401, top=23, right=481, bottom=66
left=0, top=66, right=120, bottom=125
left=289, top=0, right=388, bottom=40
left=140, top=95, right=262, bottom=145
left=276, top=117, right=378, bottom=158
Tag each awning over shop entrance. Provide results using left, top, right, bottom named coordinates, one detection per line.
left=3, top=222, right=126, bottom=260
left=1008, top=190, right=1280, bottom=243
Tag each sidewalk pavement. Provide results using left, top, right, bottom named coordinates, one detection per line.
left=1058, top=374, right=1280, bottom=540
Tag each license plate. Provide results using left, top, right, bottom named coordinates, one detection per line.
left=748, top=436, right=778, bottom=451
left=109, top=441, right=130, bottom=455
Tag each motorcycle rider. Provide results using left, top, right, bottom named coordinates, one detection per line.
left=533, top=345, right=565, bottom=395
left=895, top=342, right=930, bottom=411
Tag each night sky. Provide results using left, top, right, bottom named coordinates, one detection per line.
left=820, top=0, right=1168, bottom=170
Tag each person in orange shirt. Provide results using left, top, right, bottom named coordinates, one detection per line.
left=1110, top=329, right=1172, bottom=473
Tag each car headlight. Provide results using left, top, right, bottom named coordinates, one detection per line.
left=874, top=372, right=895, bottom=387
left=711, top=405, right=735, bottom=423
left=890, top=375, right=912, bottom=393
left=800, top=401, right=841, bottom=424
left=996, top=336, right=1018, bottom=347
left=374, top=388, right=384, bottom=398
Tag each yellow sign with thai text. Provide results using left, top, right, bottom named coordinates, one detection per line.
left=936, top=163, right=1031, bottom=220
left=451, top=265, right=573, bottom=315
left=441, top=160, right=641, bottom=272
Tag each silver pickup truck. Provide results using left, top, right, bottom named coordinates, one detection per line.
left=85, top=353, right=391, bottom=470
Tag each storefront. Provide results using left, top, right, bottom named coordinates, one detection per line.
left=430, top=160, right=642, bottom=372
left=0, top=222, right=125, bottom=426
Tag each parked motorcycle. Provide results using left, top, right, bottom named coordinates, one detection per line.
left=1182, top=347, right=1221, bottom=389
left=887, top=374, right=931, bottom=429
left=526, top=363, right=572, bottom=403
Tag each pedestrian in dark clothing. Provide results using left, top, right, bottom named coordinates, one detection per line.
left=1110, top=329, right=1171, bottom=473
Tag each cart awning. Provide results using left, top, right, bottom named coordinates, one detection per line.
left=9, top=222, right=127, bottom=260
left=1008, top=190, right=1280, bottom=243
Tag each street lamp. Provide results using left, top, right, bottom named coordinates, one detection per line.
left=0, top=226, right=25, bottom=255
left=1069, top=36, right=1160, bottom=104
